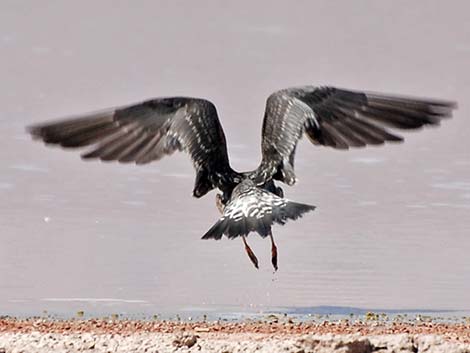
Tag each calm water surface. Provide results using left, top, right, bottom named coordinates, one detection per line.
left=1, top=1, right=469, bottom=317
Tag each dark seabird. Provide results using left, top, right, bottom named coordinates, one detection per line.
left=27, top=86, right=456, bottom=270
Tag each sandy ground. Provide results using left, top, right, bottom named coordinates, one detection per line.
left=1, top=318, right=470, bottom=352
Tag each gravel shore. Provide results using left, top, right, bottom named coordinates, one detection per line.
left=1, top=318, right=469, bottom=352
left=2, top=331, right=470, bottom=353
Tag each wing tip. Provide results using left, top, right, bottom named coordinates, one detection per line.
left=26, top=124, right=50, bottom=142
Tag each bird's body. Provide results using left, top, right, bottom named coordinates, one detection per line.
left=28, top=86, right=456, bottom=270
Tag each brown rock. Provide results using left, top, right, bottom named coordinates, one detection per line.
left=334, top=339, right=373, bottom=353
left=173, top=333, right=198, bottom=348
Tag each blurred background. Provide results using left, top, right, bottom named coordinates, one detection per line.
left=0, top=1, right=469, bottom=317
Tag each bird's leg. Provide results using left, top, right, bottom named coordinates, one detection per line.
left=269, top=232, right=278, bottom=271
left=242, top=235, right=259, bottom=269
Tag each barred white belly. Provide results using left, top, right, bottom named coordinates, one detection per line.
left=202, top=179, right=315, bottom=239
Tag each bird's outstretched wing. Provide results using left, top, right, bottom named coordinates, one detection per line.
left=28, top=97, right=235, bottom=197
left=257, top=86, right=457, bottom=185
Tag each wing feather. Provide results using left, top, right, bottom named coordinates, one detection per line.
left=28, top=97, right=235, bottom=197
left=257, top=86, right=456, bottom=185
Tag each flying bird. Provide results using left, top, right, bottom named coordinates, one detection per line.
left=27, top=86, right=456, bottom=270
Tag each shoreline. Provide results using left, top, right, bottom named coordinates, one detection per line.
left=1, top=317, right=469, bottom=341
left=1, top=318, right=470, bottom=352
